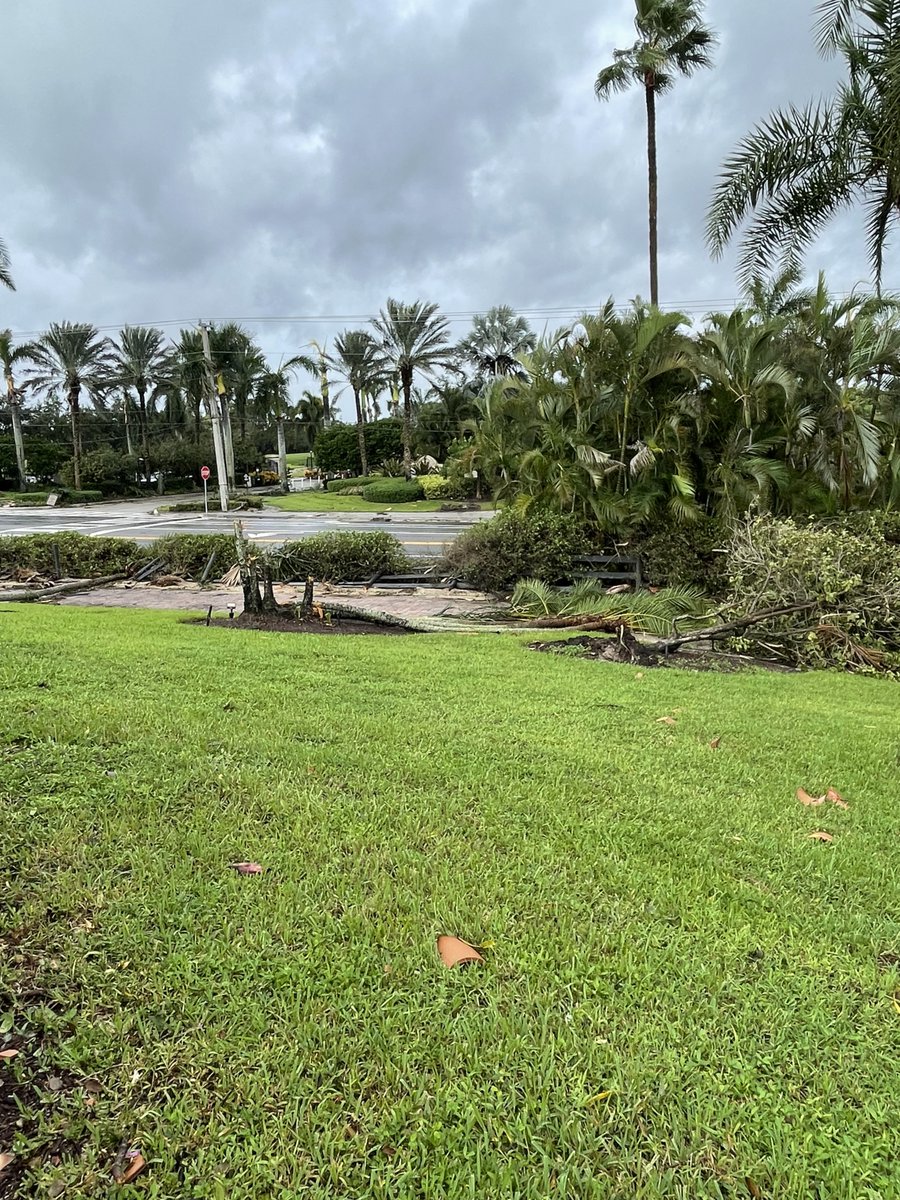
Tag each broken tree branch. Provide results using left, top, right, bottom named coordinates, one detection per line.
left=654, top=602, right=818, bottom=653
left=0, top=574, right=127, bottom=603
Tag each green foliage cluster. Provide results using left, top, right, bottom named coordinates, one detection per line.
left=419, top=474, right=470, bottom=500
left=278, top=531, right=409, bottom=582
left=444, top=509, right=590, bottom=593
left=0, top=436, right=69, bottom=484
left=726, top=514, right=900, bottom=670
left=60, top=448, right=139, bottom=493
left=152, top=534, right=237, bottom=579
left=626, top=514, right=730, bottom=593
left=0, top=532, right=143, bottom=576
left=312, top=420, right=404, bottom=474
left=360, top=479, right=424, bottom=504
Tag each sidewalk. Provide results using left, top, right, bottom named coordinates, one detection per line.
left=54, top=580, right=503, bottom=624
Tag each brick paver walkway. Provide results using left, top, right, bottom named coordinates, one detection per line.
left=39, top=581, right=503, bottom=625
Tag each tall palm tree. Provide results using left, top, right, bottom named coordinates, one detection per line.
left=111, top=326, right=167, bottom=477
left=0, top=238, right=14, bottom=291
left=309, top=341, right=333, bottom=424
left=329, top=330, right=389, bottom=476
left=254, top=353, right=316, bottom=489
left=23, top=322, right=114, bottom=490
left=0, top=330, right=29, bottom=489
left=171, top=330, right=208, bottom=444
left=372, top=299, right=455, bottom=471
left=596, top=0, right=716, bottom=304
left=297, top=391, right=325, bottom=453
left=458, top=306, right=536, bottom=379
left=708, top=0, right=900, bottom=289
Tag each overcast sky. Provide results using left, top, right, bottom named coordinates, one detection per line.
left=0, top=0, right=887, bottom=414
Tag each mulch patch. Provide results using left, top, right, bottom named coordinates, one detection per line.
left=189, top=613, right=413, bottom=636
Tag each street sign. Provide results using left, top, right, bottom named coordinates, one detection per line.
left=200, top=465, right=211, bottom=480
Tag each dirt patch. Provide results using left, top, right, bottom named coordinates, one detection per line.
left=188, top=612, right=414, bottom=636
left=527, top=634, right=791, bottom=673
left=0, top=1041, right=87, bottom=1198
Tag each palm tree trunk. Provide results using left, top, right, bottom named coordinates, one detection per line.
left=69, top=384, right=82, bottom=491
left=401, top=367, right=413, bottom=474
left=123, top=392, right=134, bottom=457
left=193, top=394, right=202, bottom=444
left=137, top=383, right=151, bottom=480
left=645, top=79, right=659, bottom=307
left=7, top=386, right=26, bottom=494
left=277, top=416, right=289, bottom=493
left=354, top=386, right=369, bottom=476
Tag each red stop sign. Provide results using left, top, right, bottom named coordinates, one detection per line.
left=200, top=465, right=211, bottom=481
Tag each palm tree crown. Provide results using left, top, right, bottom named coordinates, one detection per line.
left=707, top=0, right=900, bottom=288
left=330, top=330, right=389, bottom=475
left=23, top=322, right=114, bottom=490
left=111, top=326, right=168, bottom=473
left=458, top=306, right=536, bottom=378
left=0, top=238, right=14, bottom=291
left=371, top=299, right=455, bottom=471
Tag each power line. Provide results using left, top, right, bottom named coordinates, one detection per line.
left=6, top=289, right=897, bottom=340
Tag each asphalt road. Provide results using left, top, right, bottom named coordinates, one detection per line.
left=0, top=498, right=490, bottom=557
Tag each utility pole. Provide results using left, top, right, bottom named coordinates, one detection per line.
left=199, top=322, right=230, bottom=514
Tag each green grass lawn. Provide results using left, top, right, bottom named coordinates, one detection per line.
left=265, top=491, right=480, bottom=513
left=1, top=608, right=897, bottom=1198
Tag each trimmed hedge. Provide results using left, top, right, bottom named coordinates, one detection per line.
left=60, top=490, right=106, bottom=505
left=0, top=532, right=145, bottom=577
left=159, top=498, right=264, bottom=513
left=152, top=534, right=237, bottom=579
left=361, top=479, right=424, bottom=504
left=327, top=476, right=371, bottom=493
left=443, top=510, right=590, bottom=593
left=278, top=531, right=409, bottom=582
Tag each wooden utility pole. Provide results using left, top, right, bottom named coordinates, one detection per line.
left=199, top=322, right=230, bottom=513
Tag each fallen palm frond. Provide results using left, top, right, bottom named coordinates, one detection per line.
left=511, top=579, right=710, bottom=636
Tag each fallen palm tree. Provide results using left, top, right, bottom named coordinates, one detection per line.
left=511, top=578, right=711, bottom=636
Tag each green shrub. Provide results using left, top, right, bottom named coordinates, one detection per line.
left=327, top=476, right=371, bottom=493
left=159, top=498, right=263, bottom=513
left=0, top=492, right=53, bottom=506
left=625, top=514, right=730, bottom=593
left=0, top=532, right=145, bottom=577
left=60, top=450, right=141, bottom=494
left=725, top=514, right=900, bottom=670
left=278, top=532, right=409, bottom=582
left=443, top=510, right=590, bottom=593
left=59, top=490, right=104, bottom=505
left=419, top=475, right=472, bottom=500
left=361, top=479, right=424, bottom=504
left=153, top=534, right=237, bottom=579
